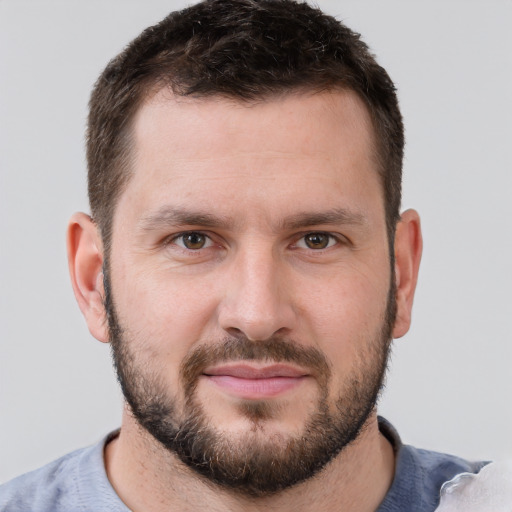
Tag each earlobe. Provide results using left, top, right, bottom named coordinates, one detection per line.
left=67, top=212, right=109, bottom=343
left=392, top=209, right=423, bottom=339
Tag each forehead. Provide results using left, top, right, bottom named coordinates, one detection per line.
left=133, top=88, right=377, bottom=165
left=115, top=89, right=383, bottom=230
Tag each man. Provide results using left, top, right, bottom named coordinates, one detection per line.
left=0, top=1, right=487, bottom=511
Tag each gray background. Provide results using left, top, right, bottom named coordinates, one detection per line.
left=1, top=0, right=511, bottom=484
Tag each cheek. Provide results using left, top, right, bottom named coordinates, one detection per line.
left=298, top=266, right=391, bottom=364
left=111, top=263, right=222, bottom=358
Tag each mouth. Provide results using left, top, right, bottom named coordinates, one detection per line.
left=202, top=363, right=309, bottom=400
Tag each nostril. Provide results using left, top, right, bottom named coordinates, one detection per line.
left=224, top=327, right=244, bottom=338
left=222, top=325, right=292, bottom=343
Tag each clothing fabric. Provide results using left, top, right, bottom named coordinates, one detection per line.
left=377, top=419, right=487, bottom=511
left=0, top=419, right=487, bottom=512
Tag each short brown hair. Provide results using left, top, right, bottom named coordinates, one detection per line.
left=87, top=0, right=404, bottom=252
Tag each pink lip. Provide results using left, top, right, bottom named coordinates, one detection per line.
left=202, top=364, right=308, bottom=400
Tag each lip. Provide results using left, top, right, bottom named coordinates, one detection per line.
left=202, top=363, right=309, bottom=400
left=204, top=363, right=308, bottom=379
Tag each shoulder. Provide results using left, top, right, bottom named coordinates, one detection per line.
left=398, top=444, right=488, bottom=495
left=0, top=446, right=87, bottom=512
left=378, top=418, right=489, bottom=512
left=0, top=432, right=126, bottom=512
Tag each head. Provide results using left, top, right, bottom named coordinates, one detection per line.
left=87, top=0, right=404, bottom=256
left=69, top=0, right=422, bottom=499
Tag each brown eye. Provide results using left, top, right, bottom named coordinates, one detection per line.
left=303, top=233, right=331, bottom=249
left=180, top=232, right=208, bottom=250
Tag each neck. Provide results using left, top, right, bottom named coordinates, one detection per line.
left=105, top=408, right=395, bottom=512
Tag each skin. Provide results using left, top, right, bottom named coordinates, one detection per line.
left=67, top=89, right=422, bottom=511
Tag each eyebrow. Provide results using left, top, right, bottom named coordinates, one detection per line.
left=138, top=206, right=367, bottom=233
left=279, top=208, right=367, bottom=231
left=139, top=207, right=235, bottom=232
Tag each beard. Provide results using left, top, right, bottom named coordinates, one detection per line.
left=104, top=265, right=396, bottom=497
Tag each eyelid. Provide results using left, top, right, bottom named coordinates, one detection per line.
left=162, top=230, right=347, bottom=252
left=167, top=230, right=215, bottom=250
left=292, top=229, right=352, bottom=253
left=292, top=231, right=330, bottom=248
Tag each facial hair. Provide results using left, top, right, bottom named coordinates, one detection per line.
left=104, top=264, right=396, bottom=497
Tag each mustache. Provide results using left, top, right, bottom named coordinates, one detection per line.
left=180, top=334, right=332, bottom=396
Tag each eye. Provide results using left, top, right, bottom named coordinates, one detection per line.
left=296, top=232, right=337, bottom=250
left=173, top=232, right=212, bottom=250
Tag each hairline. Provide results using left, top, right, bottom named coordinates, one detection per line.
left=100, top=83, right=392, bottom=259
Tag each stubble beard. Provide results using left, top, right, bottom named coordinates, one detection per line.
left=104, top=265, right=396, bottom=497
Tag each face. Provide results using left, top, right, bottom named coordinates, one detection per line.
left=105, top=90, right=395, bottom=495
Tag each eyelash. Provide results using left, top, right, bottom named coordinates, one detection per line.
left=293, top=232, right=340, bottom=250
left=168, top=231, right=214, bottom=251
left=167, top=231, right=343, bottom=252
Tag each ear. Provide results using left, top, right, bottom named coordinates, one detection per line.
left=67, top=212, right=109, bottom=343
left=392, top=209, right=423, bottom=339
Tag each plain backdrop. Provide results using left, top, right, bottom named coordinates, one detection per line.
left=1, top=0, right=511, bottom=484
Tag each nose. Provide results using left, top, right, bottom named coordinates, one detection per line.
left=217, top=244, right=297, bottom=341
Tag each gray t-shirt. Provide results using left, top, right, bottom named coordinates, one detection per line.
left=0, top=419, right=487, bottom=512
